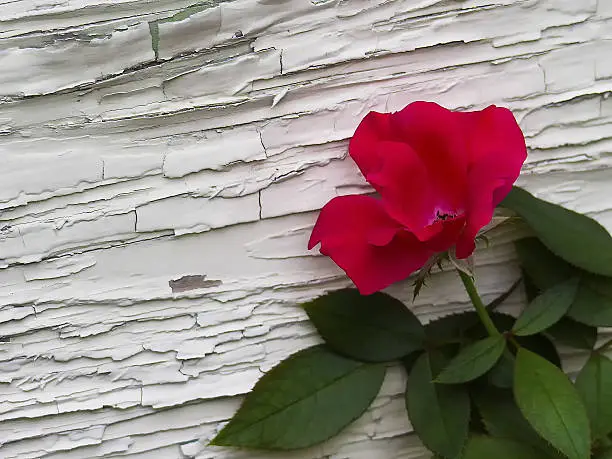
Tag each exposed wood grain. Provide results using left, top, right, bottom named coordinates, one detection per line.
left=0, top=0, right=611, bottom=457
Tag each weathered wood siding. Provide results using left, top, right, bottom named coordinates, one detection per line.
left=0, top=0, right=610, bottom=457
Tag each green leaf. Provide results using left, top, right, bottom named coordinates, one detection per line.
left=515, top=237, right=575, bottom=291
left=462, top=436, right=546, bottom=459
left=575, top=352, right=612, bottom=439
left=425, top=310, right=512, bottom=348
left=424, top=281, right=521, bottom=348
left=595, top=448, right=612, bottom=459
left=568, top=276, right=612, bottom=327
left=402, top=351, right=424, bottom=375
left=406, top=352, right=470, bottom=458
left=211, top=345, right=385, bottom=449
left=513, top=278, right=580, bottom=336
left=522, top=269, right=540, bottom=302
left=475, top=388, right=558, bottom=456
left=427, top=312, right=562, bottom=368
left=436, top=336, right=506, bottom=384
left=487, top=354, right=514, bottom=389
left=503, top=186, right=612, bottom=276
left=518, top=333, right=562, bottom=368
left=425, top=311, right=480, bottom=346
left=465, top=312, right=519, bottom=339
left=514, top=348, right=591, bottom=459
left=546, top=318, right=597, bottom=350
left=514, top=241, right=612, bottom=330
left=304, top=289, right=424, bottom=362
left=462, top=312, right=563, bottom=368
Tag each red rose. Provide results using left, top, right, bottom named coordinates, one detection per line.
left=308, top=102, right=527, bottom=295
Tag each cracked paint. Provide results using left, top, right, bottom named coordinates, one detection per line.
left=0, top=0, right=611, bottom=458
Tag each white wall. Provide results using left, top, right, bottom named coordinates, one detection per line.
left=0, top=0, right=610, bottom=457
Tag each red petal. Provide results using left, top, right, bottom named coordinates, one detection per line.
left=425, top=216, right=467, bottom=253
left=393, top=102, right=469, bottom=213
left=456, top=106, right=527, bottom=258
left=309, top=195, right=432, bottom=294
left=365, top=141, right=440, bottom=240
left=350, top=102, right=470, bottom=238
left=349, top=111, right=395, bottom=178
left=460, top=106, right=527, bottom=172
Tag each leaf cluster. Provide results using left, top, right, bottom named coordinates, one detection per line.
left=211, top=187, right=612, bottom=459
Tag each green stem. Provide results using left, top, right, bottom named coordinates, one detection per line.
left=457, top=270, right=501, bottom=337
left=507, top=335, right=522, bottom=351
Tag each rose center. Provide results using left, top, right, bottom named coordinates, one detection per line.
left=435, top=210, right=456, bottom=222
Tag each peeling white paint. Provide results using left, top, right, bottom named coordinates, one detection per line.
left=0, top=0, right=611, bottom=458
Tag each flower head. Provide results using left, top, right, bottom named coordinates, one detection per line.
left=308, top=102, right=527, bottom=295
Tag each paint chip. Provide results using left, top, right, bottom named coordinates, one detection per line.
left=169, top=275, right=223, bottom=293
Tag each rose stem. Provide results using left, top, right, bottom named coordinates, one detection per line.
left=457, top=270, right=501, bottom=337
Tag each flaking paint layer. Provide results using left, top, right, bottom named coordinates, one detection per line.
left=0, top=0, right=611, bottom=457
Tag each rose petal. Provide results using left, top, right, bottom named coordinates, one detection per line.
left=308, top=195, right=400, bottom=250
left=456, top=106, right=527, bottom=258
left=424, top=216, right=467, bottom=253
left=338, top=103, right=526, bottom=268
left=349, top=111, right=395, bottom=178
left=455, top=175, right=506, bottom=259
left=352, top=103, right=472, bottom=240
left=393, top=102, right=469, bottom=213
left=365, top=141, right=441, bottom=240
left=308, top=195, right=432, bottom=294
left=460, top=105, right=527, bottom=173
